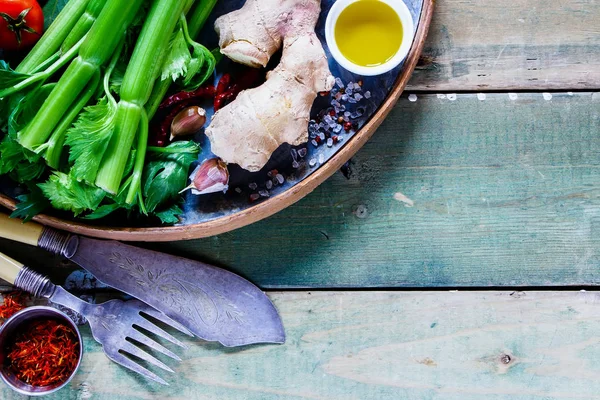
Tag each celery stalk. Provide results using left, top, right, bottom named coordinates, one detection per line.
left=43, top=70, right=101, bottom=169
left=188, top=0, right=218, bottom=38
left=95, top=0, right=187, bottom=195
left=0, top=36, right=85, bottom=99
left=126, top=110, right=149, bottom=205
left=145, top=0, right=218, bottom=119
left=17, top=0, right=145, bottom=151
left=60, top=0, right=108, bottom=55
left=16, top=0, right=91, bottom=74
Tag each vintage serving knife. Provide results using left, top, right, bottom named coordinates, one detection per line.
left=0, top=213, right=285, bottom=347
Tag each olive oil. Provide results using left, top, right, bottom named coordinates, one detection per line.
left=335, top=0, right=403, bottom=67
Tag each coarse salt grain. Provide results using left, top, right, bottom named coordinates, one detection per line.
left=249, top=182, right=258, bottom=190
left=327, top=138, right=333, bottom=147
left=276, top=174, right=285, bottom=184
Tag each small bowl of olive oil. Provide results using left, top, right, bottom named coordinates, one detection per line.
left=325, top=0, right=415, bottom=76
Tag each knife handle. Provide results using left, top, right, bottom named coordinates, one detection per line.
left=0, top=252, right=54, bottom=298
left=0, top=252, right=23, bottom=285
left=0, top=213, right=44, bottom=247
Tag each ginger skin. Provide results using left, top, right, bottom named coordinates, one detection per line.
left=207, top=0, right=334, bottom=172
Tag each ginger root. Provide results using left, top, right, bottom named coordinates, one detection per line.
left=207, top=0, right=334, bottom=172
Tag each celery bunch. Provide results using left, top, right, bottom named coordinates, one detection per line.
left=0, top=0, right=217, bottom=223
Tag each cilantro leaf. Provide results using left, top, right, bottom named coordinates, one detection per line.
left=39, top=172, right=106, bottom=216
left=10, top=185, right=50, bottom=223
left=143, top=141, right=199, bottom=213
left=65, top=97, right=115, bottom=184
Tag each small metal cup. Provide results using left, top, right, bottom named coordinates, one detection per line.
left=0, top=306, right=83, bottom=396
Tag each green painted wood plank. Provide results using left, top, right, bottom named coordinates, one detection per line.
left=157, top=92, right=600, bottom=288
left=409, top=0, right=600, bottom=91
left=3, top=291, right=600, bottom=400
left=1, top=93, right=599, bottom=289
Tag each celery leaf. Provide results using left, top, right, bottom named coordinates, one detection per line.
left=0, top=135, right=45, bottom=183
left=66, top=97, right=115, bottom=184
left=181, top=43, right=216, bottom=91
left=82, top=203, right=121, bottom=220
left=155, top=203, right=183, bottom=225
left=161, top=28, right=191, bottom=82
left=10, top=185, right=50, bottom=223
left=39, top=171, right=106, bottom=216
left=9, top=83, right=55, bottom=137
left=0, top=61, right=30, bottom=90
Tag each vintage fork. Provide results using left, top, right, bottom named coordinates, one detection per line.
left=0, top=252, right=192, bottom=385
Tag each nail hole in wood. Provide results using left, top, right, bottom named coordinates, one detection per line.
left=500, top=354, right=511, bottom=364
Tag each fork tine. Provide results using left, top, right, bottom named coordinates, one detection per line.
left=106, top=351, right=169, bottom=386
left=136, top=303, right=194, bottom=337
left=134, top=316, right=187, bottom=348
left=120, top=342, right=175, bottom=373
left=128, top=330, right=182, bottom=361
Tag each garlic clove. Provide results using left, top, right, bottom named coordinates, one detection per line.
left=170, top=106, right=207, bottom=141
left=181, top=158, right=230, bottom=195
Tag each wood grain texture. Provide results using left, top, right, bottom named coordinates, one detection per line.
left=147, top=92, right=600, bottom=288
left=1, top=93, right=599, bottom=288
left=408, top=0, right=600, bottom=91
left=3, top=291, right=600, bottom=400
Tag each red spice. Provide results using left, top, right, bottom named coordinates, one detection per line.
left=214, top=69, right=262, bottom=111
left=159, top=85, right=216, bottom=110
left=0, top=291, right=28, bottom=319
left=6, top=319, right=79, bottom=387
left=343, top=122, right=353, bottom=132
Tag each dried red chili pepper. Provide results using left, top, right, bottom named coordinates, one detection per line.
left=216, top=73, right=231, bottom=96
left=159, top=85, right=216, bottom=110
left=6, top=319, right=79, bottom=387
left=214, top=68, right=262, bottom=111
left=0, top=291, right=28, bottom=319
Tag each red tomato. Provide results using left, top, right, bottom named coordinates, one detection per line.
left=0, top=0, right=44, bottom=51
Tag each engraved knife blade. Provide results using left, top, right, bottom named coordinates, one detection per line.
left=56, top=235, right=285, bottom=347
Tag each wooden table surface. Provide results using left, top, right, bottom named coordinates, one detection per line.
left=2, top=0, right=600, bottom=398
